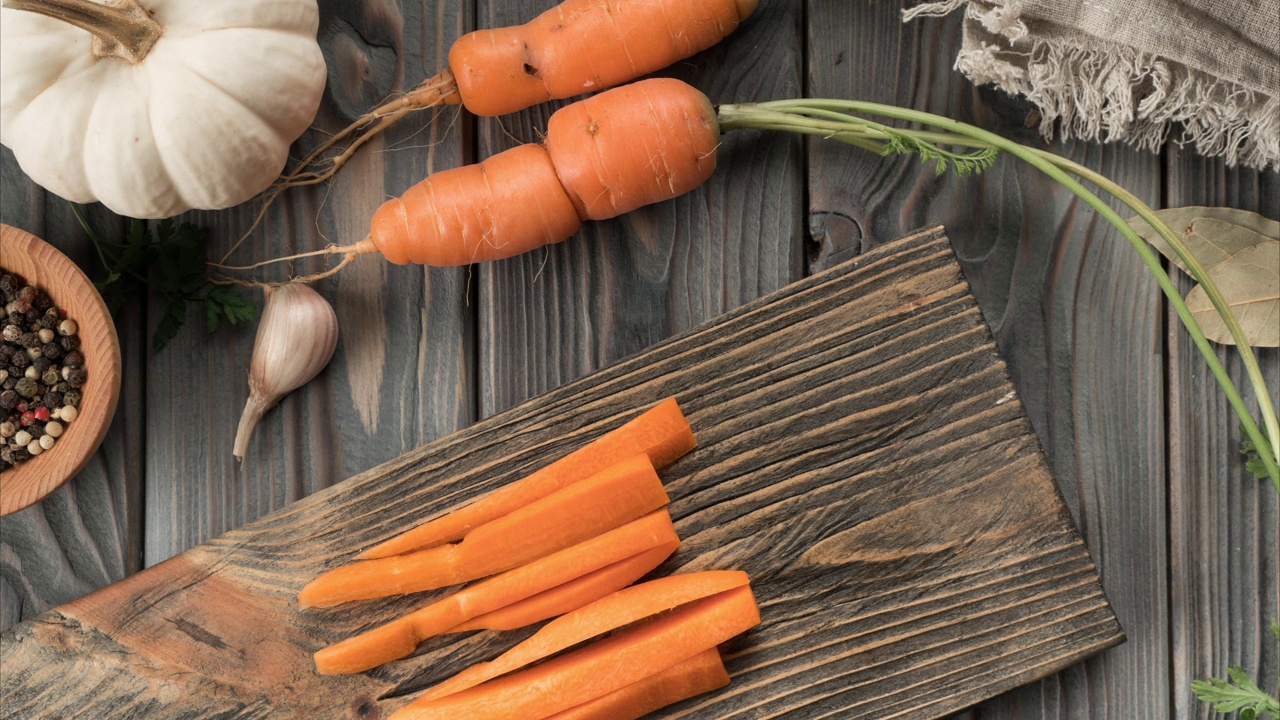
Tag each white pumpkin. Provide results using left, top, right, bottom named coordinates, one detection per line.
left=0, top=0, right=327, bottom=219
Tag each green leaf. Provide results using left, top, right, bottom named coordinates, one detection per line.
left=1128, top=209, right=1280, bottom=348
left=152, top=297, right=188, bottom=352
left=1192, top=666, right=1280, bottom=718
left=1183, top=231, right=1279, bottom=348
left=1128, top=207, right=1280, bottom=275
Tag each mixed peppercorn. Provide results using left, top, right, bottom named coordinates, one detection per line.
left=0, top=271, right=85, bottom=472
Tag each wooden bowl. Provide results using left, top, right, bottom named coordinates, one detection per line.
left=1, top=224, right=121, bottom=516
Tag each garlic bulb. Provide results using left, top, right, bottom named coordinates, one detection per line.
left=233, top=283, right=338, bottom=460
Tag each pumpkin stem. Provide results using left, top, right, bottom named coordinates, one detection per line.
left=3, top=0, right=163, bottom=63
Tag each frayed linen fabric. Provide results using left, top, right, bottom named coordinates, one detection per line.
left=904, top=0, right=1279, bottom=170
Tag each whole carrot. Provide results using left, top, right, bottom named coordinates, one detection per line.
left=222, top=77, right=721, bottom=282
left=265, top=0, right=754, bottom=193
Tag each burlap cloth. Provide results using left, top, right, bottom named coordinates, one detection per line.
left=904, top=0, right=1280, bottom=170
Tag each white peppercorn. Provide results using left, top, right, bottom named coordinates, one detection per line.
left=37, top=328, right=54, bottom=344
left=26, top=439, right=42, bottom=456
left=13, top=429, right=31, bottom=446
left=44, top=420, right=63, bottom=438
left=59, top=406, right=78, bottom=423
left=58, top=319, right=77, bottom=336
left=38, top=434, right=55, bottom=451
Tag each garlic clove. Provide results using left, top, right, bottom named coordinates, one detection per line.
left=233, top=283, right=339, bottom=460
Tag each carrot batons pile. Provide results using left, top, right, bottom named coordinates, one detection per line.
left=303, top=397, right=759, bottom=719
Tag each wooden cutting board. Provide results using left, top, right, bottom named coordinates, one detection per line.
left=0, top=227, right=1123, bottom=719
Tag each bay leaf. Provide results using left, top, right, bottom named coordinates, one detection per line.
left=1185, top=242, right=1280, bottom=347
left=1127, top=206, right=1280, bottom=274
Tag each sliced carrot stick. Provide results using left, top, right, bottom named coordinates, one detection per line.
left=314, top=510, right=679, bottom=675
left=420, top=571, right=751, bottom=702
left=448, top=543, right=676, bottom=633
left=544, top=648, right=729, bottom=720
left=300, top=454, right=668, bottom=607
left=359, top=397, right=695, bottom=560
left=390, top=585, right=760, bottom=720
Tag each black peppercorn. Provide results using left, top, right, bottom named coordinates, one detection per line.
left=65, top=369, right=87, bottom=389
left=54, top=381, right=70, bottom=393
left=63, top=350, right=84, bottom=368
left=15, top=377, right=38, bottom=398
left=10, top=351, right=29, bottom=369
left=0, top=390, right=18, bottom=410
left=42, top=368, right=60, bottom=386
left=24, top=309, right=39, bottom=324
left=2, top=377, right=16, bottom=391
left=42, top=343, right=62, bottom=361
left=59, top=335, right=80, bottom=352
left=64, top=389, right=82, bottom=407
left=32, top=356, right=51, bottom=373
left=42, top=391, right=61, bottom=408
left=19, top=332, right=39, bottom=349
left=33, top=292, right=52, bottom=311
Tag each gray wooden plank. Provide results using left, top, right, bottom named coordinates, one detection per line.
left=1165, top=152, right=1279, bottom=719
left=804, top=3, right=1168, bottom=717
left=0, top=147, right=144, bottom=631
left=476, top=0, right=805, bottom=418
left=142, top=0, right=474, bottom=566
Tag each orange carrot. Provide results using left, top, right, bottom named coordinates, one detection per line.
left=545, top=78, right=720, bottom=221
left=389, top=584, right=760, bottom=720
left=314, top=510, right=679, bottom=675
left=369, top=143, right=581, bottom=266
left=227, top=80, right=723, bottom=281
left=420, top=571, right=751, bottom=702
left=363, top=79, right=719, bottom=267
left=300, top=455, right=668, bottom=608
left=359, top=397, right=694, bottom=560
left=448, top=543, right=675, bottom=633
left=260, top=0, right=754, bottom=200
left=450, top=0, right=757, bottom=117
left=544, top=649, right=729, bottom=720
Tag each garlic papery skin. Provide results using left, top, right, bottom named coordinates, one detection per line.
left=233, top=283, right=338, bottom=460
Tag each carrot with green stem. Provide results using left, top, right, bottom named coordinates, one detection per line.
left=218, top=78, right=1277, bottom=482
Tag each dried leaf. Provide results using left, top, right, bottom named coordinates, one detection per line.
left=1128, top=206, right=1279, bottom=275
left=1186, top=242, right=1279, bottom=347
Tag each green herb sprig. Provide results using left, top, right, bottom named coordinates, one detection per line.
left=1192, top=622, right=1280, bottom=719
left=71, top=204, right=256, bottom=350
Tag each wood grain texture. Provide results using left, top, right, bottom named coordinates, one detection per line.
left=475, top=0, right=804, bottom=417
left=1, top=225, right=122, bottom=515
left=804, top=5, right=1168, bottom=717
left=0, top=147, right=144, bottom=631
left=1164, top=150, right=1279, bottom=719
left=141, top=0, right=475, bottom=566
left=0, top=230, right=1122, bottom=719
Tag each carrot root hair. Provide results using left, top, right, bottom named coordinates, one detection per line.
left=218, top=70, right=460, bottom=266
left=209, top=238, right=377, bottom=288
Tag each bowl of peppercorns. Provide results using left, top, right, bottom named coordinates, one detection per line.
left=0, top=224, right=121, bottom=516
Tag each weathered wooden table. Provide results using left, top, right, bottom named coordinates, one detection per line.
left=1, top=1, right=1276, bottom=718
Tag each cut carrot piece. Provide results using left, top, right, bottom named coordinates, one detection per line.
left=448, top=543, right=676, bottom=633
left=544, top=648, right=729, bottom=720
left=390, top=585, right=760, bottom=720
left=420, top=571, right=751, bottom=702
left=301, top=454, right=668, bottom=607
left=314, top=510, right=679, bottom=675
left=360, top=398, right=695, bottom=560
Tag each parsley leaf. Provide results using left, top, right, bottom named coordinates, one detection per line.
left=72, top=204, right=257, bottom=351
left=1192, top=623, right=1280, bottom=719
